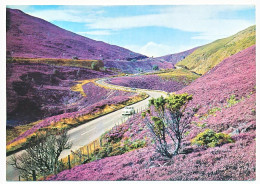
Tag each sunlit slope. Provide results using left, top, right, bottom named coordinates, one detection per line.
left=176, top=25, right=255, bottom=75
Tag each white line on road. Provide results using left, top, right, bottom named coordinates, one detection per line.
left=81, top=127, right=95, bottom=136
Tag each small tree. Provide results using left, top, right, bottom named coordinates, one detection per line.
left=9, top=129, right=72, bottom=180
left=152, top=65, right=159, bottom=70
left=142, top=93, right=197, bottom=158
left=91, top=61, right=99, bottom=71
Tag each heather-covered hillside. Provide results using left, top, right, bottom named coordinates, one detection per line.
left=103, top=59, right=174, bottom=74
left=108, top=68, right=200, bottom=91
left=176, top=25, right=255, bottom=75
left=6, top=8, right=146, bottom=61
left=49, top=45, right=256, bottom=181
left=6, top=62, right=114, bottom=126
left=155, top=47, right=198, bottom=64
left=108, top=75, right=185, bottom=92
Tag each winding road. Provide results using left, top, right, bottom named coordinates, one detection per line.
left=6, top=77, right=166, bottom=181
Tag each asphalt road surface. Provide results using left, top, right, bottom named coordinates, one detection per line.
left=6, top=77, right=166, bottom=181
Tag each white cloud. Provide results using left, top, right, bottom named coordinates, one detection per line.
left=19, top=6, right=103, bottom=23
left=25, top=9, right=93, bottom=23
left=10, top=5, right=255, bottom=43
left=125, top=42, right=176, bottom=57
left=77, top=30, right=112, bottom=36
left=87, top=5, right=254, bottom=41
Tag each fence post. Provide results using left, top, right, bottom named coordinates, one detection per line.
left=100, top=138, right=102, bottom=147
left=82, top=148, right=84, bottom=162
left=87, top=146, right=89, bottom=158
left=32, top=170, right=36, bottom=181
left=68, top=155, right=71, bottom=169
left=19, top=175, right=20, bottom=181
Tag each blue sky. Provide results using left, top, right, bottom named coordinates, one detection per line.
left=7, top=5, right=255, bottom=57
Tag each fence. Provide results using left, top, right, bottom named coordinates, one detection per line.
left=58, top=104, right=149, bottom=171
left=60, top=138, right=103, bottom=170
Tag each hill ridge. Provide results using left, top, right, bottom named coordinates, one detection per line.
left=176, top=25, right=255, bottom=75
left=6, top=8, right=147, bottom=61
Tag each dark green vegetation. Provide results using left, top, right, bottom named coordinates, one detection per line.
left=7, top=57, right=104, bottom=70
left=157, top=68, right=201, bottom=85
left=176, top=25, right=255, bottom=74
left=143, top=93, right=197, bottom=158
left=9, top=130, right=71, bottom=181
left=191, top=129, right=234, bottom=148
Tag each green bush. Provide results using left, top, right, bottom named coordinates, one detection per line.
left=191, top=129, right=234, bottom=147
left=91, top=61, right=99, bottom=71
left=152, top=65, right=159, bottom=70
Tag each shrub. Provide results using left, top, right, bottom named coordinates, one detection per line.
left=143, top=93, right=197, bottom=158
left=91, top=61, right=99, bottom=71
left=191, top=129, right=234, bottom=147
left=152, top=65, right=159, bottom=70
left=9, top=129, right=71, bottom=180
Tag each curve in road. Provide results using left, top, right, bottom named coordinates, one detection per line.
left=6, top=77, right=166, bottom=181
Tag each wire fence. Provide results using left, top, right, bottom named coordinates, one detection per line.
left=58, top=104, right=149, bottom=171
left=59, top=138, right=103, bottom=170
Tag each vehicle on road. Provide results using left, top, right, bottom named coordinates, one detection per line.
left=122, top=106, right=135, bottom=115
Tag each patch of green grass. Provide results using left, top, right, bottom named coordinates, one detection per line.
left=176, top=25, right=255, bottom=75
left=157, top=68, right=200, bottom=85
left=192, top=121, right=207, bottom=128
left=199, top=106, right=222, bottom=120
left=7, top=57, right=104, bottom=70
left=226, top=94, right=244, bottom=108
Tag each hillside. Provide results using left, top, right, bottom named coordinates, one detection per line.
left=6, top=63, right=112, bottom=126
left=6, top=8, right=146, bottom=60
left=155, top=47, right=198, bottom=64
left=176, top=25, right=255, bottom=75
left=48, top=45, right=255, bottom=181
left=103, top=59, right=174, bottom=74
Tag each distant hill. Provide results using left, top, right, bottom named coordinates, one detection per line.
left=103, top=47, right=198, bottom=74
left=155, top=47, right=198, bottom=64
left=176, top=25, right=255, bottom=75
left=6, top=8, right=147, bottom=60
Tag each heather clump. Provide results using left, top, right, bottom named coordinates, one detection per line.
left=191, top=129, right=234, bottom=148
left=91, top=124, right=146, bottom=160
left=104, top=124, right=129, bottom=143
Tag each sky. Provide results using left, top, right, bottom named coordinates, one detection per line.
left=7, top=5, right=255, bottom=57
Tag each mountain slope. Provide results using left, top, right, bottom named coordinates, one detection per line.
left=155, top=47, right=198, bottom=64
left=176, top=25, right=255, bottom=74
left=6, top=8, right=147, bottom=60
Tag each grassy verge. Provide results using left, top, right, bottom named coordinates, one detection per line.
left=7, top=57, right=104, bottom=69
